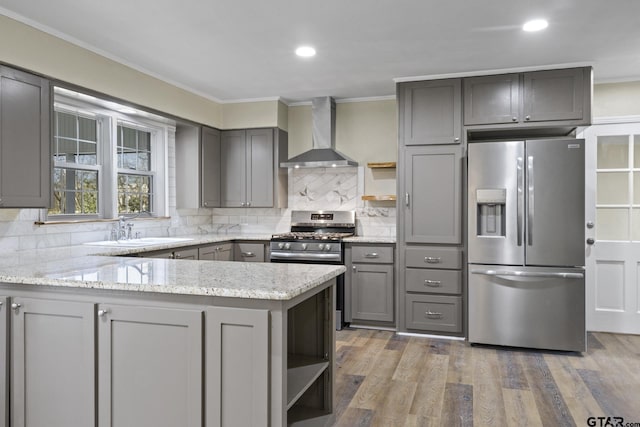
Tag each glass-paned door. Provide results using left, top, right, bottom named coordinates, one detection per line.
left=584, top=122, right=640, bottom=335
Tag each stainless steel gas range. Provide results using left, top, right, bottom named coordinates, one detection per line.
left=269, top=210, right=356, bottom=329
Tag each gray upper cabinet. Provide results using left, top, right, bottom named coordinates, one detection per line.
left=463, top=67, right=592, bottom=128
left=464, top=73, right=520, bottom=125
left=221, top=128, right=287, bottom=208
left=11, top=298, right=95, bottom=427
left=98, top=304, right=202, bottom=427
left=523, top=68, right=587, bottom=122
left=0, top=66, right=50, bottom=208
left=201, top=126, right=221, bottom=208
left=399, top=79, right=462, bottom=145
left=403, top=145, right=462, bottom=244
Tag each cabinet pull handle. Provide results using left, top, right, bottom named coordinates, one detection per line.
left=454, top=137, right=460, bottom=142
left=174, top=253, right=182, bottom=259
left=424, top=280, right=442, bottom=287
left=0, top=301, right=3, bottom=306
left=405, top=193, right=410, bottom=207
left=365, top=253, right=379, bottom=258
left=98, top=309, right=109, bottom=317
left=242, top=252, right=255, bottom=257
left=352, top=266, right=357, bottom=272
left=246, top=201, right=251, bottom=207
left=525, top=115, right=531, bottom=121
left=11, top=303, right=21, bottom=310
left=512, top=116, right=518, bottom=122
left=425, top=311, right=443, bottom=319
left=424, top=256, right=442, bottom=264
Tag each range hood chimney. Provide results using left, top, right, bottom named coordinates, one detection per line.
left=280, top=97, right=358, bottom=168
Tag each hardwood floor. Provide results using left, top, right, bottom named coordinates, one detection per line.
left=333, top=329, right=640, bottom=427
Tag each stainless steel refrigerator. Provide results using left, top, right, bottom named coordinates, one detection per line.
left=467, top=138, right=586, bottom=352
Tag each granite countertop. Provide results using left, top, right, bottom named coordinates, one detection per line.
left=0, top=233, right=345, bottom=300
left=343, top=236, right=396, bottom=244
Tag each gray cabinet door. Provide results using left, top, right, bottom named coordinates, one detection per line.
left=0, top=297, right=6, bottom=427
left=11, top=298, right=95, bottom=427
left=399, top=79, right=461, bottom=145
left=0, top=66, right=50, bottom=208
left=221, top=130, right=247, bottom=207
left=98, top=304, right=202, bottom=427
left=235, top=242, right=265, bottom=262
left=464, top=73, right=520, bottom=125
left=246, top=129, right=274, bottom=207
left=403, top=145, right=462, bottom=244
left=351, top=263, right=394, bottom=322
left=173, top=247, right=199, bottom=260
left=201, top=126, right=221, bottom=208
left=206, top=306, right=268, bottom=427
left=523, top=68, right=585, bottom=122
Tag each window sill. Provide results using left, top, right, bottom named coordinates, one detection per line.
left=35, top=216, right=171, bottom=226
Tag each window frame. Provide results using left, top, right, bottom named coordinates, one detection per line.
left=48, top=89, right=170, bottom=221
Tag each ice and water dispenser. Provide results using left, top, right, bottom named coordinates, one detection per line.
left=475, top=189, right=506, bottom=237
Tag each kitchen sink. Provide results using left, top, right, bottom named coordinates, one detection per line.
left=84, top=237, right=195, bottom=247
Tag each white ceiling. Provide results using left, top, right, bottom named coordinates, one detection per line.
left=1, top=0, right=639, bottom=104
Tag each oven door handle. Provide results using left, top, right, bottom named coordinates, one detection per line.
left=270, top=252, right=342, bottom=262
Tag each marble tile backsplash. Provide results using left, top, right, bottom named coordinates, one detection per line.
left=0, top=163, right=395, bottom=251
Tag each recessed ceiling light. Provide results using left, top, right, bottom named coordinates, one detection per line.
left=523, top=19, right=548, bottom=32
left=295, top=46, right=316, bottom=57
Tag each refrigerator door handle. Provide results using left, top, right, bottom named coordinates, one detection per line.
left=527, top=155, right=534, bottom=246
left=517, top=156, right=524, bottom=246
left=470, top=269, right=584, bottom=280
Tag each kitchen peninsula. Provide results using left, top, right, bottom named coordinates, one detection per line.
left=0, top=242, right=343, bottom=427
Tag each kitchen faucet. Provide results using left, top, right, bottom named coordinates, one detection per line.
left=111, top=216, right=135, bottom=241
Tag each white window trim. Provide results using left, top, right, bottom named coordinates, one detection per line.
left=49, top=90, right=173, bottom=221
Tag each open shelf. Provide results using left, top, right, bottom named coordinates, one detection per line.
left=287, top=354, right=329, bottom=410
left=367, top=162, right=396, bottom=168
left=288, top=405, right=332, bottom=426
left=361, top=195, right=396, bottom=201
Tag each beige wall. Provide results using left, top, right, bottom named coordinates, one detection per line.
left=221, top=100, right=283, bottom=129
left=0, top=15, right=224, bottom=127
left=594, top=81, right=640, bottom=117
left=287, top=105, right=313, bottom=157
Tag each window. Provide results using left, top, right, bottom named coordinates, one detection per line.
left=117, top=125, right=153, bottom=213
left=48, top=87, right=171, bottom=220
left=51, top=111, right=100, bottom=215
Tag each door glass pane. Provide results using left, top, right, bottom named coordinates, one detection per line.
left=634, top=135, right=640, bottom=168
left=597, top=135, right=629, bottom=169
left=634, top=172, right=640, bottom=204
left=632, top=209, right=640, bottom=241
left=597, top=172, right=629, bottom=204
left=596, top=208, right=629, bottom=241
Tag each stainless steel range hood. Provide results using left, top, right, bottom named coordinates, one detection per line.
left=280, top=97, right=358, bottom=168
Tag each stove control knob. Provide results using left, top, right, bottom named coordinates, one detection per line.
left=301, top=243, right=307, bottom=250
left=318, top=244, right=325, bottom=250
left=324, top=244, right=331, bottom=251
left=278, top=242, right=285, bottom=249
left=284, top=243, right=291, bottom=250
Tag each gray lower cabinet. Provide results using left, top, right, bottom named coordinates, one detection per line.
left=221, top=128, right=288, bottom=208
left=173, top=247, right=199, bottom=260
left=0, top=66, right=51, bottom=208
left=403, top=145, right=462, bottom=244
left=206, top=306, right=268, bottom=427
left=199, top=243, right=234, bottom=261
left=0, top=297, right=7, bottom=427
left=346, top=244, right=395, bottom=325
left=234, top=242, right=265, bottom=262
left=403, top=246, right=463, bottom=335
left=98, top=304, right=202, bottom=427
left=463, top=67, right=591, bottom=128
left=398, top=79, right=462, bottom=145
left=11, top=298, right=95, bottom=427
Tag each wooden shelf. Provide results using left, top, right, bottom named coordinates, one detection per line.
left=367, top=162, right=396, bottom=168
left=361, top=195, right=396, bottom=201
left=287, top=354, right=329, bottom=410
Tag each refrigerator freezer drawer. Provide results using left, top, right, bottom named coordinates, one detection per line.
left=405, top=269, right=462, bottom=294
left=405, top=294, right=462, bottom=333
left=405, top=246, right=462, bottom=269
left=468, top=265, right=586, bottom=352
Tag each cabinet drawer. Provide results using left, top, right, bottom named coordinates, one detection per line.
left=405, top=247, right=462, bottom=269
left=405, top=269, right=461, bottom=294
left=235, top=243, right=265, bottom=262
left=405, top=295, right=462, bottom=333
left=351, top=245, right=393, bottom=264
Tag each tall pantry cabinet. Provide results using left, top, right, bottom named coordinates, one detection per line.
left=397, top=78, right=465, bottom=336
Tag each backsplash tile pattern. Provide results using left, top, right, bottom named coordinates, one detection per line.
left=0, top=148, right=395, bottom=251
